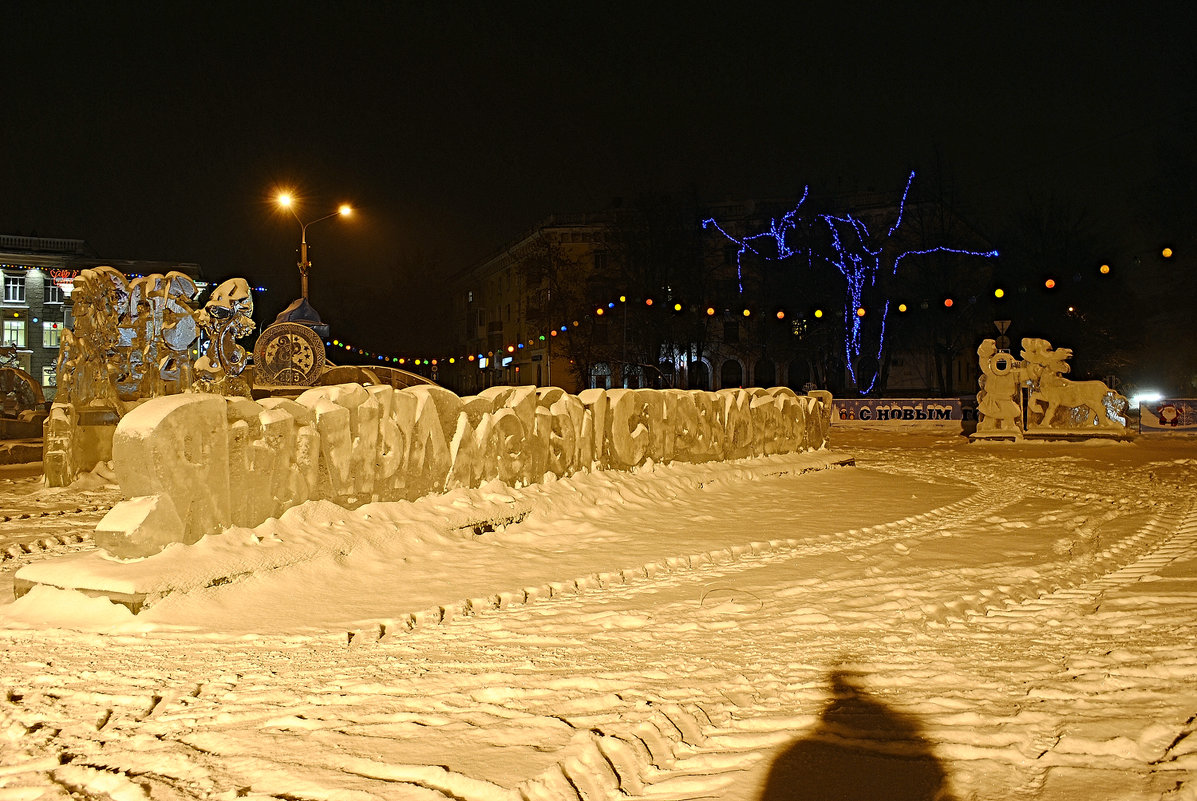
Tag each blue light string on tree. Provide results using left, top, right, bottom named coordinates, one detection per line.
left=702, top=171, right=998, bottom=395
left=817, top=171, right=998, bottom=393
left=702, top=187, right=809, bottom=293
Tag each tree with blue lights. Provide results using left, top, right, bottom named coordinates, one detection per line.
left=705, top=172, right=997, bottom=395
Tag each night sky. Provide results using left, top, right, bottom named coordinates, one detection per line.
left=5, top=3, right=1194, bottom=354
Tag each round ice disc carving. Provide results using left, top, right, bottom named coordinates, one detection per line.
left=253, top=322, right=326, bottom=386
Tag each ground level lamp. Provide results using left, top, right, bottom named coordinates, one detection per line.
left=276, top=192, right=352, bottom=301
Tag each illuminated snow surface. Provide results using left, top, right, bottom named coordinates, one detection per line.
left=1, top=428, right=1196, bottom=800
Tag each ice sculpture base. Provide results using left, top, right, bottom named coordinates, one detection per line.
left=971, top=428, right=1134, bottom=443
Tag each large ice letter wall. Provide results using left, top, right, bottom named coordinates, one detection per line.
left=96, top=385, right=833, bottom=558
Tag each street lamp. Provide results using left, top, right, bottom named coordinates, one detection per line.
left=276, top=192, right=352, bottom=301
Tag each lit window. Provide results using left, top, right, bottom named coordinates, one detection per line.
left=3, top=319, right=25, bottom=347
left=43, top=322, right=61, bottom=348
left=4, top=273, right=25, bottom=303
left=41, top=365, right=56, bottom=387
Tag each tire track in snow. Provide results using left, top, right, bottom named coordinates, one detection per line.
left=544, top=460, right=1196, bottom=800
left=977, top=497, right=1197, bottom=622
left=352, top=481, right=1009, bottom=642
left=466, top=453, right=1197, bottom=799
left=3, top=447, right=1196, bottom=800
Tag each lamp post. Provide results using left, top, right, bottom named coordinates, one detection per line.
left=276, top=193, right=352, bottom=301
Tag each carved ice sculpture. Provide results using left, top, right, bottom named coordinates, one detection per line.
left=0, top=366, right=44, bottom=417
left=57, top=267, right=127, bottom=410
left=45, top=269, right=255, bottom=486
left=974, top=340, right=1023, bottom=437
left=972, top=337, right=1129, bottom=440
left=1020, top=338, right=1128, bottom=431
left=94, top=385, right=833, bottom=558
left=0, top=343, right=19, bottom=369
left=194, top=278, right=255, bottom=397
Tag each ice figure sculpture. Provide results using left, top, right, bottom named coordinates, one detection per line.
left=0, top=366, right=44, bottom=417
left=55, top=267, right=127, bottom=410
left=93, top=384, right=834, bottom=558
left=1021, top=338, right=1128, bottom=431
left=194, top=278, right=255, bottom=397
left=974, top=340, right=1023, bottom=438
left=972, top=337, right=1129, bottom=440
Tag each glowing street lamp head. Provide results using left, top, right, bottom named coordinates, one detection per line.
left=338, top=204, right=352, bottom=217
left=277, top=192, right=293, bottom=208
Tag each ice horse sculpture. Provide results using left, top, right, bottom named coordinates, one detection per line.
left=974, top=337, right=1129, bottom=440
left=95, top=385, right=834, bottom=558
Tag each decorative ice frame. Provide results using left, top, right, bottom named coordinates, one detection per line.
left=974, top=337, right=1129, bottom=440
left=94, top=385, right=834, bottom=558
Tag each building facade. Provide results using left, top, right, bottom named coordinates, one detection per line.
left=0, top=235, right=202, bottom=402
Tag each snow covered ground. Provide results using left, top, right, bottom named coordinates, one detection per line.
left=1, top=428, right=1195, bottom=800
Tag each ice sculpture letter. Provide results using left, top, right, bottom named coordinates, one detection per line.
left=92, top=385, right=835, bottom=558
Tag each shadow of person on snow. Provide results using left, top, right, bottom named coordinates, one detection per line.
left=759, top=669, right=956, bottom=801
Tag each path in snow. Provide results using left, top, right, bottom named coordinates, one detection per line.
left=1, top=431, right=1195, bottom=800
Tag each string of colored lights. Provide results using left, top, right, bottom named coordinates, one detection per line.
left=321, top=293, right=817, bottom=369
left=322, top=256, right=1022, bottom=372
left=701, top=187, right=809, bottom=293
